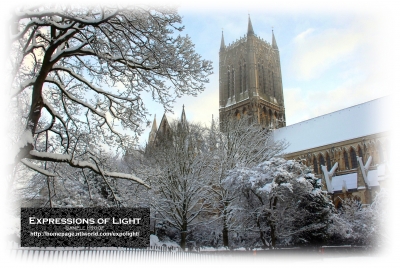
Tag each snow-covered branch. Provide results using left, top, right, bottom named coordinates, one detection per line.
left=28, top=150, right=149, bottom=188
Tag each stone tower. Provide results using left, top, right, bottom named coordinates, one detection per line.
left=219, top=16, right=286, bottom=129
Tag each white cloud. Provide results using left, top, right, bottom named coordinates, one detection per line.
left=187, top=89, right=219, bottom=125
left=289, top=25, right=367, bottom=81
left=284, top=72, right=390, bottom=126
left=293, top=28, right=315, bottom=43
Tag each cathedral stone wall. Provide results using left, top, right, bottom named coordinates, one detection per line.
left=283, top=132, right=390, bottom=205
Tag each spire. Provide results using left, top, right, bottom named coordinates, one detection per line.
left=272, top=29, right=278, bottom=49
left=151, top=114, right=157, bottom=133
left=181, top=104, right=187, bottom=125
left=220, top=30, right=225, bottom=50
left=247, top=15, right=254, bottom=36
left=148, top=114, right=158, bottom=144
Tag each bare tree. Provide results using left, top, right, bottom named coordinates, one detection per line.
left=145, top=120, right=212, bottom=249
left=207, top=117, right=287, bottom=247
left=9, top=5, right=212, bottom=187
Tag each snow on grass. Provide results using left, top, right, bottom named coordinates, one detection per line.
left=150, top=235, right=180, bottom=248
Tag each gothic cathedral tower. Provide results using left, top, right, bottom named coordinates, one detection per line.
left=219, top=16, right=286, bottom=129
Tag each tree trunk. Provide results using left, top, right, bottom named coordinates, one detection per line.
left=222, top=202, right=229, bottom=247
left=222, top=225, right=229, bottom=247
left=17, top=45, right=57, bottom=162
left=269, top=196, right=278, bottom=248
left=180, top=222, right=187, bottom=250
left=270, top=223, right=276, bottom=248
left=256, top=217, right=268, bottom=248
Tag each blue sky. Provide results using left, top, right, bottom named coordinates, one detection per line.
left=139, top=1, right=396, bottom=146
left=2, top=0, right=397, bottom=147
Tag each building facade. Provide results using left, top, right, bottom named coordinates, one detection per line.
left=273, top=98, right=390, bottom=206
left=219, top=17, right=390, bottom=206
left=219, top=16, right=286, bottom=129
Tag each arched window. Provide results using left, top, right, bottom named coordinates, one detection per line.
left=232, top=70, right=235, bottom=96
left=262, top=107, right=267, bottom=126
left=227, top=70, right=230, bottom=98
left=319, top=154, right=325, bottom=173
left=377, top=142, right=385, bottom=163
left=235, top=110, right=240, bottom=120
left=269, top=69, right=272, bottom=93
left=326, top=153, right=332, bottom=171
left=306, top=155, right=311, bottom=167
left=231, top=69, right=235, bottom=97
left=336, top=200, right=343, bottom=210
left=350, top=148, right=357, bottom=169
left=344, top=150, right=349, bottom=170
left=358, top=146, right=363, bottom=163
left=268, top=109, right=272, bottom=128
left=262, top=65, right=266, bottom=93
left=258, top=63, right=262, bottom=91
left=313, top=157, right=318, bottom=174
left=272, top=72, right=275, bottom=97
left=239, top=65, right=243, bottom=93
left=243, top=63, right=247, bottom=91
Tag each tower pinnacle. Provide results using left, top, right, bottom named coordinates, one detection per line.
left=247, top=15, right=255, bottom=36
left=181, top=104, right=187, bottom=125
left=151, top=114, right=157, bottom=132
left=220, top=30, right=225, bottom=50
left=148, top=114, right=158, bottom=145
left=272, top=29, right=278, bottom=49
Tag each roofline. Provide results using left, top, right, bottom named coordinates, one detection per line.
left=282, top=131, right=390, bottom=156
left=283, top=96, right=389, bottom=128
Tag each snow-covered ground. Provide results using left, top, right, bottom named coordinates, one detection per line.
left=150, top=234, right=180, bottom=248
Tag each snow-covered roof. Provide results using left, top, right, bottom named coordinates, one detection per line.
left=377, top=163, right=386, bottom=179
left=367, top=170, right=380, bottom=187
left=331, top=173, right=357, bottom=192
left=367, top=164, right=387, bottom=187
left=273, top=97, right=391, bottom=154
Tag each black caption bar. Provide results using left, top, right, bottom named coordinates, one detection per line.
left=21, top=207, right=150, bottom=247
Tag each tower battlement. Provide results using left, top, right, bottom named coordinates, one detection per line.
left=223, top=35, right=273, bottom=51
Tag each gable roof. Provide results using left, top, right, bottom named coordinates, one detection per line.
left=273, top=96, right=391, bottom=154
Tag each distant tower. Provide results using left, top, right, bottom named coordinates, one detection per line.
left=146, top=105, right=188, bottom=149
left=219, top=16, right=286, bottom=129
left=148, top=115, right=157, bottom=147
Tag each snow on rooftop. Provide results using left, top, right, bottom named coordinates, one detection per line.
left=332, top=173, right=357, bottom=192
left=367, top=170, right=380, bottom=187
left=367, top=164, right=387, bottom=187
left=273, top=97, right=391, bottom=154
left=377, top=164, right=386, bottom=179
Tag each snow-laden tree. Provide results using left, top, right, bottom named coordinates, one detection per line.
left=206, top=117, right=287, bottom=247
left=143, top=120, right=213, bottom=249
left=224, top=158, right=332, bottom=248
left=10, top=5, right=212, bottom=188
left=328, top=189, right=387, bottom=246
